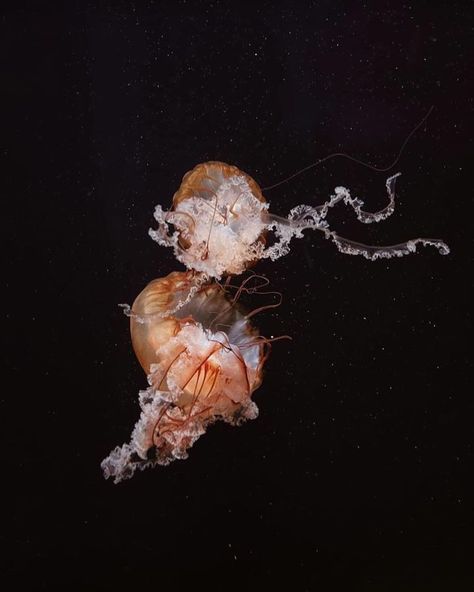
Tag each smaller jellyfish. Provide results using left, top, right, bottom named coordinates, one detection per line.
left=150, top=162, right=449, bottom=280
left=150, top=162, right=269, bottom=278
left=101, top=271, right=266, bottom=483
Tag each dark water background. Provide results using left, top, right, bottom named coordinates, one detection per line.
left=3, top=2, right=472, bottom=590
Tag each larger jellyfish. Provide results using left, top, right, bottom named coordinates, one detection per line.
left=102, top=271, right=267, bottom=483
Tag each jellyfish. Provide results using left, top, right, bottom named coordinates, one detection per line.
left=150, top=161, right=449, bottom=280
left=101, top=271, right=268, bottom=483
left=103, top=154, right=449, bottom=483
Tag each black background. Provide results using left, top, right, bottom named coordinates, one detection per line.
left=3, top=2, right=472, bottom=590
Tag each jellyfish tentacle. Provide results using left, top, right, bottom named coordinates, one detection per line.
left=202, top=192, right=220, bottom=261
left=208, top=330, right=252, bottom=397
left=205, top=366, right=220, bottom=400
left=152, top=402, right=173, bottom=447
left=262, top=172, right=449, bottom=262
left=241, top=334, right=292, bottom=346
left=186, top=357, right=219, bottom=418
left=316, top=172, right=400, bottom=224
left=245, top=291, right=283, bottom=320
left=324, top=230, right=450, bottom=260
left=208, top=273, right=271, bottom=332
left=199, top=198, right=226, bottom=221
left=229, top=192, right=244, bottom=214
left=153, top=347, right=187, bottom=390
left=261, top=106, right=435, bottom=191
left=120, top=272, right=208, bottom=324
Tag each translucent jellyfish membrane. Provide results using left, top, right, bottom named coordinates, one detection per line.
left=150, top=161, right=449, bottom=280
left=102, top=271, right=266, bottom=483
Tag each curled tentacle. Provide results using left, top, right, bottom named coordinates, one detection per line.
left=263, top=172, right=449, bottom=262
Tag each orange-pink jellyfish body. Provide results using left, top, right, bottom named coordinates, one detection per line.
left=150, top=162, right=449, bottom=279
left=101, top=271, right=266, bottom=483
left=150, top=162, right=271, bottom=279
left=102, top=159, right=450, bottom=483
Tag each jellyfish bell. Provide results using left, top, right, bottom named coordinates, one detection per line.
left=150, top=161, right=269, bottom=279
left=130, top=271, right=264, bottom=401
left=150, top=162, right=449, bottom=280
left=101, top=271, right=266, bottom=483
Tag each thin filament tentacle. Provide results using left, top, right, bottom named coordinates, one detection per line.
left=262, top=106, right=434, bottom=191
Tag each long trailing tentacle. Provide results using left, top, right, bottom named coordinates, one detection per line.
left=261, top=105, right=435, bottom=191
left=315, top=173, right=400, bottom=224
left=263, top=172, right=450, bottom=261
left=324, top=232, right=450, bottom=260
